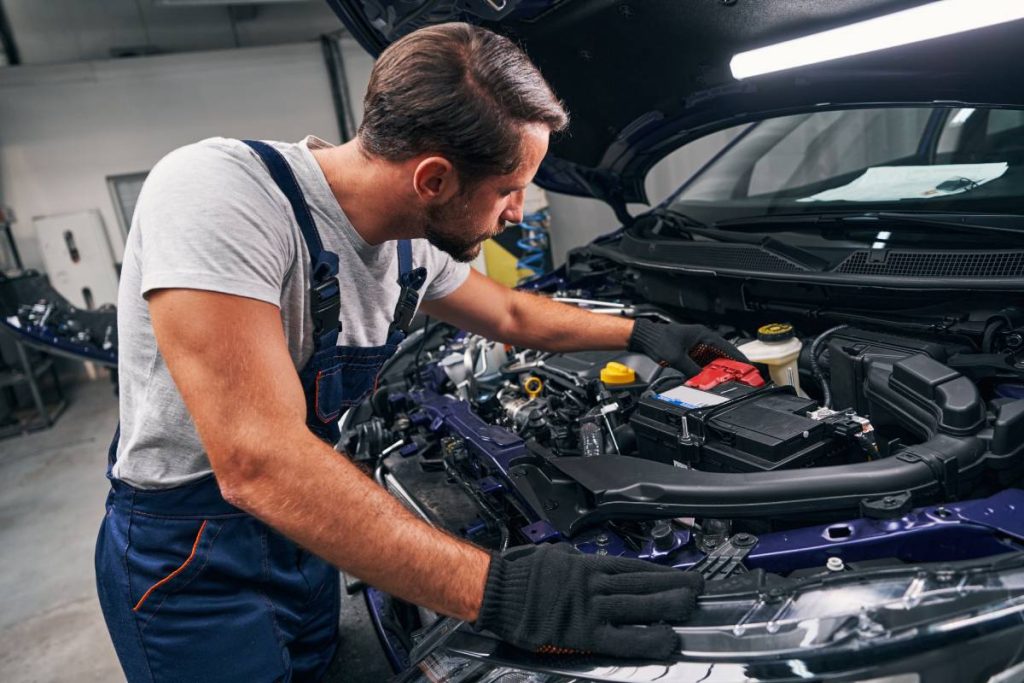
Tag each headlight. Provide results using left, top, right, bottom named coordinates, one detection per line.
left=395, top=555, right=1024, bottom=683
left=409, top=651, right=582, bottom=683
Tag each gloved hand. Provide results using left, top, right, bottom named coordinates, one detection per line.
left=628, top=318, right=746, bottom=377
left=474, top=543, right=704, bottom=660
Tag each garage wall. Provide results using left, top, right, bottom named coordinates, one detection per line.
left=0, top=28, right=732, bottom=273
left=0, top=39, right=374, bottom=270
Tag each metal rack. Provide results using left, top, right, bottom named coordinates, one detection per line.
left=0, top=328, right=67, bottom=438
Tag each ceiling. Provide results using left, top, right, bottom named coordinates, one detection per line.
left=0, top=0, right=344, bottom=66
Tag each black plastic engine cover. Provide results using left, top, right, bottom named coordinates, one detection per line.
left=826, top=328, right=949, bottom=414
left=537, top=350, right=663, bottom=390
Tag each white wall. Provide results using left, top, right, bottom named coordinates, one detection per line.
left=0, top=40, right=375, bottom=270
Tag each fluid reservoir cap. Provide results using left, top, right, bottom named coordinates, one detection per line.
left=757, top=322, right=796, bottom=343
left=601, top=361, right=636, bottom=385
left=523, top=376, right=543, bottom=399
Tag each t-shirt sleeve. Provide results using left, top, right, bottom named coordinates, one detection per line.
left=421, top=245, right=471, bottom=301
left=134, top=139, right=294, bottom=307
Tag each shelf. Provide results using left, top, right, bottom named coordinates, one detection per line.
left=0, top=399, right=67, bottom=439
left=0, top=357, right=54, bottom=388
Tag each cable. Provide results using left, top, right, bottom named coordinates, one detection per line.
left=413, top=316, right=433, bottom=383
left=810, top=325, right=849, bottom=408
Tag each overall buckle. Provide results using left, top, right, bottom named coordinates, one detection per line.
left=311, top=277, right=341, bottom=336
left=389, top=285, right=420, bottom=336
left=389, top=266, right=427, bottom=337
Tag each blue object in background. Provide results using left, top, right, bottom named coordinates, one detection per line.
left=515, top=209, right=552, bottom=284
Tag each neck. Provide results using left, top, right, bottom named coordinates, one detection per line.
left=310, top=140, right=419, bottom=245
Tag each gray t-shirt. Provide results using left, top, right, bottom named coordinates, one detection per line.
left=114, top=136, right=470, bottom=489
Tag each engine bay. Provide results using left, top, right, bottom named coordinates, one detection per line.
left=342, top=256, right=1024, bottom=589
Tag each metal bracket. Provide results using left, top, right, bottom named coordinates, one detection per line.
left=689, top=532, right=758, bottom=580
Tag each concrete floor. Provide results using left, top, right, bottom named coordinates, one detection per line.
left=1, top=379, right=392, bottom=682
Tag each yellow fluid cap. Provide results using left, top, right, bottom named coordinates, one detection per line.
left=523, top=376, right=543, bottom=399
left=757, top=322, right=795, bottom=343
left=601, top=361, right=636, bottom=385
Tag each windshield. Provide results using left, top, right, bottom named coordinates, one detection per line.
left=670, top=107, right=1024, bottom=222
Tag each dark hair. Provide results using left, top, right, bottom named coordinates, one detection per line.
left=358, top=22, right=568, bottom=181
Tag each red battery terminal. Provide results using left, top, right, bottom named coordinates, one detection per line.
left=685, top=358, right=765, bottom=391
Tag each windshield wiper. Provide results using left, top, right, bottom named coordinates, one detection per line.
left=655, top=206, right=712, bottom=230
left=713, top=211, right=1024, bottom=241
left=639, top=208, right=830, bottom=269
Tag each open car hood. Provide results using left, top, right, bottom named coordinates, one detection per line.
left=326, top=0, right=1024, bottom=212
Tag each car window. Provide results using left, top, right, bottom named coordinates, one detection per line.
left=748, top=109, right=932, bottom=197
left=669, top=106, right=1024, bottom=220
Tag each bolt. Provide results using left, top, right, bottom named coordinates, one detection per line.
left=935, top=507, right=952, bottom=519
left=733, top=533, right=756, bottom=547
left=827, top=557, right=845, bottom=572
left=595, top=533, right=609, bottom=546
left=596, top=548, right=608, bottom=556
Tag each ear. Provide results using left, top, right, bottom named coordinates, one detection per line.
left=412, top=156, right=460, bottom=202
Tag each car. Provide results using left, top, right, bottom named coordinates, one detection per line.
left=326, top=2, right=1024, bottom=681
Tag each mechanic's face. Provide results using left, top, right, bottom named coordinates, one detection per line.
left=424, top=124, right=549, bottom=263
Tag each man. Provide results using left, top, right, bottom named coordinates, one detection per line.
left=95, top=22, right=739, bottom=682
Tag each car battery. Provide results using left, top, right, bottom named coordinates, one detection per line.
left=631, top=381, right=756, bottom=468
left=631, top=381, right=840, bottom=472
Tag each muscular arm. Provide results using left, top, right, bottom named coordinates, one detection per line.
left=421, top=268, right=634, bottom=352
left=148, top=288, right=489, bottom=621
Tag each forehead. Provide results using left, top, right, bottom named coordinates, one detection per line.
left=495, top=124, right=550, bottom=185
left=519, top=123, right=550, bottom=166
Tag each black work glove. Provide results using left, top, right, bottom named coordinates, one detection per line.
left=475, top=544, right=704, bottom=660
left=628, top=318, right=746, bottom=377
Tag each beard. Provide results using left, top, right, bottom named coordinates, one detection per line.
left=423, top=197, right=504, bottom=263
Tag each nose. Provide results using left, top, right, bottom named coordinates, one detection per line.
left=501, top=189, right=526, bottom=225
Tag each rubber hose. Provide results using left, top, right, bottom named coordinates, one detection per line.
left=983, top=319, right=1005, bottom=354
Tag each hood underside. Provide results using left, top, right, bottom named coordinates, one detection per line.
left=326, top=0, right=1024, bottom=208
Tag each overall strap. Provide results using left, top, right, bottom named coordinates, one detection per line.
left=391, top=239, right=427, bottom=338
left=242, top=139, right=341, bottom=350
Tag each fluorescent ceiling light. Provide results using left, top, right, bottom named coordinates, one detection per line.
left=730, top=0, right=1024, bottom=80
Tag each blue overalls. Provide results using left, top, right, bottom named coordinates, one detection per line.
left=95, top=139, right=426, bottom=682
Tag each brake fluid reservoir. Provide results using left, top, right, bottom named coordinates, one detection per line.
left=739, top=323, right=806, bottom=397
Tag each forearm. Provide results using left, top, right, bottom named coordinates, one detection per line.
left=500, top=290, right=634, bottom=352
left=223, top=429, right=489, bottom=621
